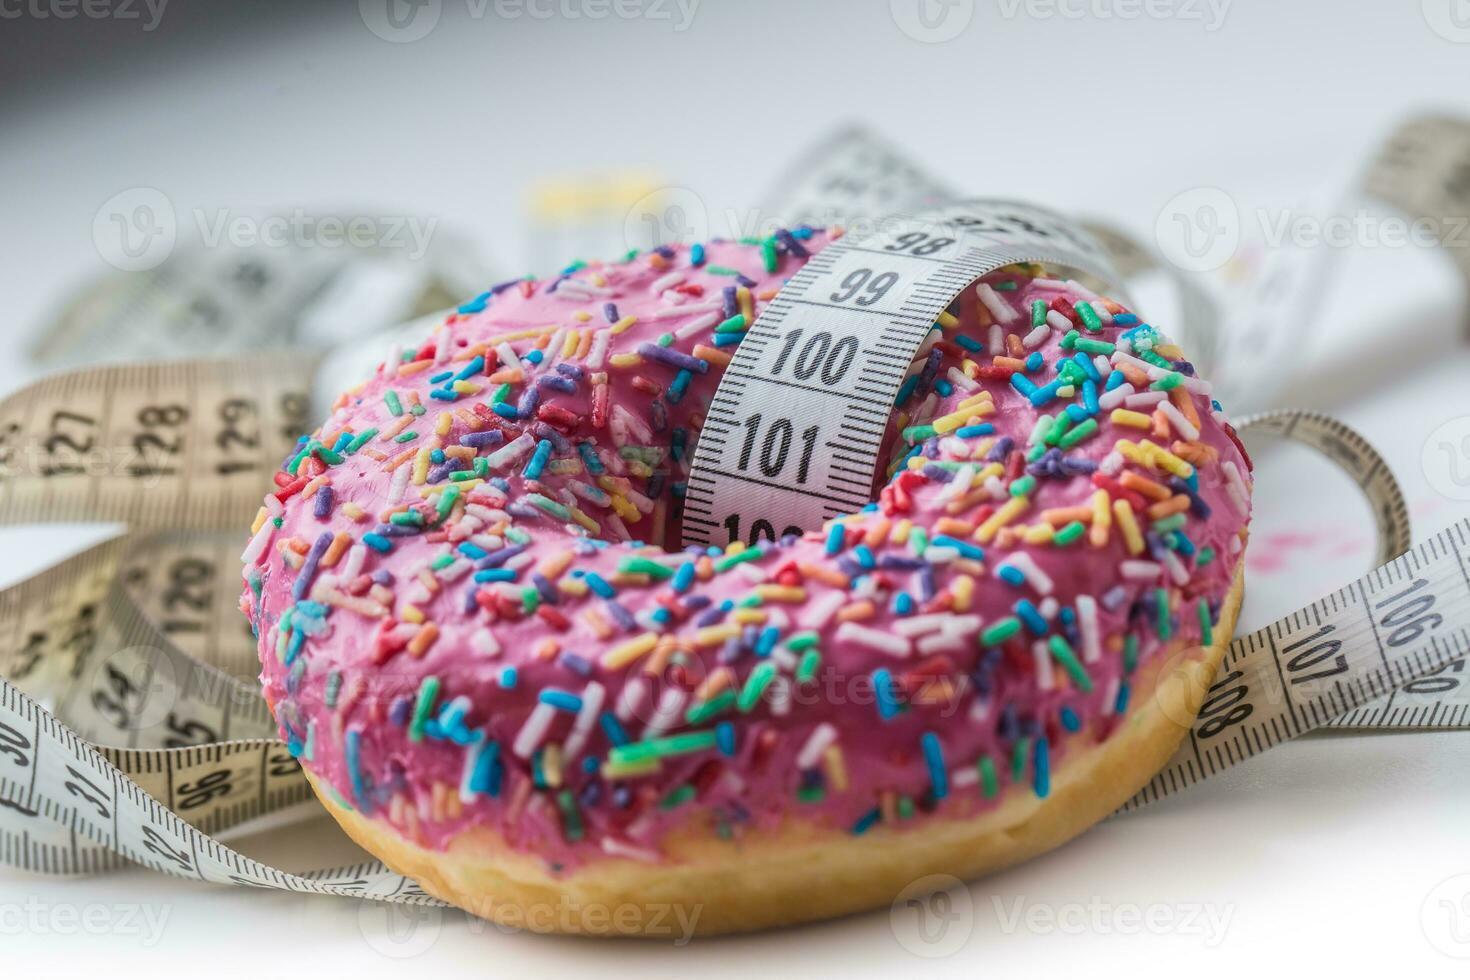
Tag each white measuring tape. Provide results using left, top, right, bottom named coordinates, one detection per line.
left=2, top=117, right=1469, bottom=906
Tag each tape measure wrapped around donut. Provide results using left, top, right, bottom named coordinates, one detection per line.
left=242, top=206, right=1253, bottom=935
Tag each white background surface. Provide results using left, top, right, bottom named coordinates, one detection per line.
left=3, top=1, right=1470, bottom=975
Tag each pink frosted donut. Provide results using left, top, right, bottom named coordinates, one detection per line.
left=244, top=230, right=1252, bottom=936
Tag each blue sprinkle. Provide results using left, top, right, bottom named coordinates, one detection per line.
left=715, top=721, right=736, bottom=756
left=931, top=535, right=984, bottom=561
left=599, top=712, right=630, bottom=746
left=1024, top=351, right=1043, bottom=372
left=1059, top=706, right=1081, bottom=732
left=345, top=730, right=370, bottom=812
left=921, top=731, right=948, bottom=800
left=584, top=572, right=616, bottom=598
left=672, top=561, right=696, bottom=593
left=1016, top=598, right=1048, bottom=635
left=1034, top=737, right=1051, bottom=798
left=851, top=808, right=881, bottom=835
left=539, top=688, right=583, bottom=712
left=954, top=423, right=996, bottom=438
left=998, top=565, right=1026, bottom=587
left=474, top=568, right=518, bottom=583
left=499, top=666, right=518, bottom=689
left=874, top=668, right=900, bottom=720
left=362, top=533, right=392, bottom=553
left=825, top=523, right=845, bottom=555
left=1010, top=373, right=1038, bottom=398
left=1105, top=369, right=1126, bottom=391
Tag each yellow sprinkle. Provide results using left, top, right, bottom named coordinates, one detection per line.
left=560, top=330, right=580, bottom=357
left=823, top=745, right=849, bottom=792
left=602, top=632, right=659, bottom=669
left=250, top=506, right=268, bottom=535
left=890, top=519, right=913, bottom=545
left=863, top=518, right=890, bottom=548
left=694, top=624, right=740, bottom=648
left=609, top=494, right=639, bottom=522
left=573, top=310, right=591, bottom=322
left=952, top=573, right=974, bottom=611
left=1110, top=408, right=1153, bottom=430
left=541, top=743, right=563, bottom=788
left=610, top=315, right=638, bottom=334
left=411, top=447, right=432, bottom=485
left=558, top=576, right=589, bottom=598
left=731, top=608, right=768, bottom=625
left=451, top=380, right=480, bottom=395
left=434, top=412, right=454, bottom=437
left=1089, top=489, right=1112, bottom=548
left=937, top=310, right=959, bottom=329
left=754, top=585, right=807, bottom=603
left=609, top=352, right=641, bottom=368
left=401, top=604, right=425, bottom=625
left=931, top=410, right=972, bottom=434
left=1113, top=498, right=1145, bottom=555
left=975, top=496, right=1029, bottom=543
left=737, top=286, right=753, bottom=322
left=1023, top=523, right=1055, bottom=545
left=1142, top=440, right=1195, bottom=478
left=568, top=506, right=599, bottom=533
left=340, top=501, right=365, bottom=521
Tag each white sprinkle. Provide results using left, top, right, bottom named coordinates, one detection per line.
left=512, top=702, right=556, bottom=758
left=1157, top=400, right=1200, bottom=441
left=976, top=283, right=1019, bottom=323
left=615, top=674, right=648, bottom=722
left=1033, top=640, right=1055, bottom=691
left=1098, top=382, right=1135, bottom=411
left=950, top=766, right=979, bottom=790
left=240, top=520, right=276, bottom=565
left=1076, top=595, right=1102, bottom=663
left=1031, top=277, right=1069, bottom=290
left=644, top=687, right=687, bottom=736
left=562, top=681, right=606, bottom=761
left=649, top=271, right=683, bottom=293
left=945, top=366, right=981, bottom=392
left=471, top=627, right=500, bottom=657
left=987, top=323, right=1005, bottom=354
left=1099, top=450, right=1125, bottom=476
left=341, top=544, right=367, bottom=581
left=835, top=621, right=912, bottom=658
left=1121, top=560, right=1163, bottom=581
left=1125, top=390, right=1168, bottom=410
left=1045, top=310, right=1072, bottom=332
left=1162, top=549, right=1191, bottom=586
left=586, top=329, right=611, bottom=370
left=460, top=731, right=488, bottom=802
left=1021, top=323, right=1051, bottom=349
left=796, top=723, right=837, bottom=769
left=647, top=301, right=721, bottom=320
left=1102, top=678, right=1121, bottom=717
left=800, top=591, right=845, bottom=630
left=674, top=310, right=720, bottom=340
left=999, top=552, right=1054, bottom=595
left=486, top=433, right=536, bottom=470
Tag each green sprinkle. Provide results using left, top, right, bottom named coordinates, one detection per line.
left=903, top=424, right=938, bottom=444
left=527, top=493, right=571, bottom=520
left=717, top=314, right=747, bottom=333
left=1152, top=513, right=1187, bottom=533
left=685, top=689, right=736, bottom=725
left=408, top=676, right=440, bottom=743
left=430, top=554, right=455, bottom=571
left=436, top=484, right=461, bottom=519
left=713, top=548, right=762, bottom=573
left=761, top=239, right=778, bottom=273
left=978, top=754, right=999, bottom=798
left=796, top=648, right=822, bottom=684
left=409, top=401, right=426, bottom=417
left=786, top=631, right=819, bottom=652
left=738, top=662, right=777, bottom=712
left=618, top=556, right=674, bottom=579
left=909, top=526, right=929, bottom=556
left=344, top=429, right=379, bottom=454
left=609, top=730, right=718, bottom=765
left=1157, top=587, right=1172, bottom=639
left=1199, top=599, right=1214, bottom=647
left=1011, top=736, right=1031, bottom=780
left=1009, top=475, right=1037, bottom=498
left=1047, top=635, right=1094, bottom=692
left=394, top=431, right=419, bottom=443
left=1074, top=337, right=1116, bottom=356
left=1054, top=521, right=1087, bottom=546
left=1059, top=329, right=1079, bottom=351
left=1138, top=349, right=1173, bottom=369
left=1077, top=301, right=1103, bottom=332
left=1031, top=299, right=1047, bottom=327
left=1057, top=417, right=1100, bottom=449
left=1123, top=634, right=1139, bottom=674
left=706, top=265, right=742, bottom=277
left=556, top=790, right=584, bottom=842
left=1151, top=372, right=1184, bottom=391
left=981, top=618, right=1021, bottom=646
left=1045, top=413, right=1074, bottom=446
left=796, top=785, right=825, bottom=804
left=385, top=390, right=404, bottom=416
left=1198, top=546, right=1216, bottom=566
left=897, top=795, right=916, bottom=819
left=522, top=587, right=540, bottom=614
left=660, top=785, right=696, bottom=810
left=390, top=510, right=424, bottom=526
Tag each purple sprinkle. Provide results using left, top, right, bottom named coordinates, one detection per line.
left=313, top=485, right=334, bottom=520
left=460, top=430, right=505, bottom=449
left=475, top=544, right=527, bottom=570
left=555, top=362, right=585, bottom=380
left=604, top=600, right=637, bottom=631
left=721, top=286, right=738, bottom=319
left=516, top=386, right=540, bottom=418
left=637, top=343, right=709, bottom=374
left=536, top=373, right=577, bottom=393
left=292, top=532, right=333, bottom=600
left=603, top=302, right=619, bottom=323
left=371, top=569, right=394, bottom=585
left=921, top=463, right=953, bottom=483
left=532, top=572, right=560, bottom=604
left=559, top=652, right=593, bottom=677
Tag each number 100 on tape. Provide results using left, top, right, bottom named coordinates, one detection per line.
left=680, top=201, right=1125, bottom=548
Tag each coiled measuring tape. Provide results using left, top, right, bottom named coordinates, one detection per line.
left=2, top=125, right=1468, bottom=903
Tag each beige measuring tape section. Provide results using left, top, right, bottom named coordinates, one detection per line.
left=1, top=118, right=1468, bottom=899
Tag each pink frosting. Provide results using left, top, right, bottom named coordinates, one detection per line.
left=245, top=232, right=1252, bottom=871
